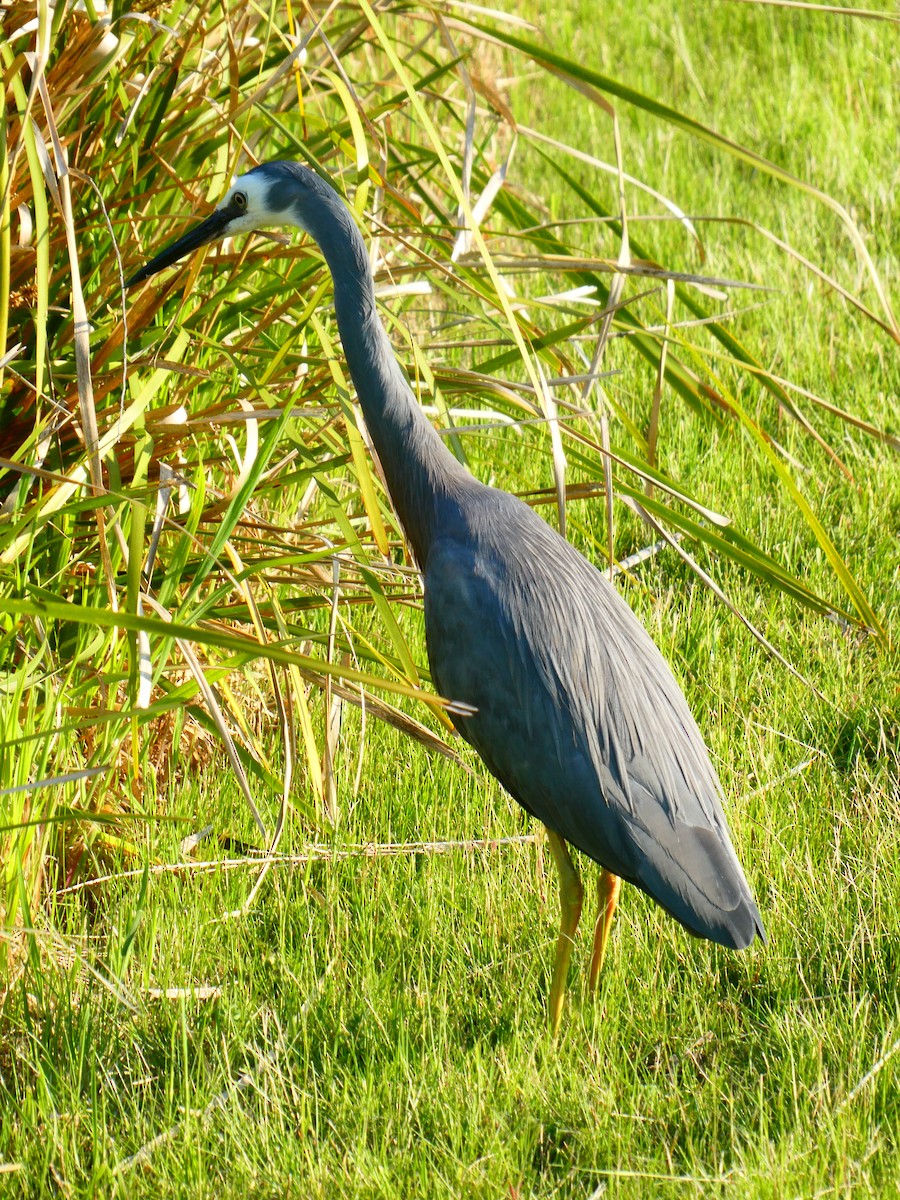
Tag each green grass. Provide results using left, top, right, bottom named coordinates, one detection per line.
left=2, top=0, right=899, bottom=1196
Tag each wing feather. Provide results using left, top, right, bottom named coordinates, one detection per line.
left=424, top=490, right=764, bottom=949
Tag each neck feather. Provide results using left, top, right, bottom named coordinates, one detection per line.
left=302, top=194, right=471, bottom=564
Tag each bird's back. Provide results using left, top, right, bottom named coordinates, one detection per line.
left=423, top=480, right=765, bottom=950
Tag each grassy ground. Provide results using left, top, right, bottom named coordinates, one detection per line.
left=2, top=2, right=899, bottom=1196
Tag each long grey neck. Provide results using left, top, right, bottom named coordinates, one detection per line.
left=304, top=196, right=472, bottom=565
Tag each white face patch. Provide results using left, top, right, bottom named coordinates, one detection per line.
left=214, top=170, right=282, bottom=235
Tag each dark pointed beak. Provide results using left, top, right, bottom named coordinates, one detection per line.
left=125, top=206, right=234, bottom=289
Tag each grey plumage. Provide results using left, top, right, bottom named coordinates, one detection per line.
left=424, top=494, right=762, bottom=949
left=127, top=160, right=765, bottom=1022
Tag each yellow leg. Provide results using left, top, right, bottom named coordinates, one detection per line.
left=588, top=869, right=621, bottom=992
left=545, top=829, right=583, bottom=1036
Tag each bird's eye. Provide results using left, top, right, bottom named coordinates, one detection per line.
left=232, top=191, right=248, bottom=211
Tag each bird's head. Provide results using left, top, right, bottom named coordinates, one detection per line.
left=125, top=161, right=341, bottom=289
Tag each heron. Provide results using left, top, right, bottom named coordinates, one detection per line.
left=127, top=161, right=765, bottom=1031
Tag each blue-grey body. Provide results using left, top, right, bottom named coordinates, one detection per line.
left=424, top=495, right=759, bottom=948
left=127, top=161, right=765, bottom=1021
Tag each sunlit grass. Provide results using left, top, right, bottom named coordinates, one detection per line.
left=1, top=0, right=898, bottom=1195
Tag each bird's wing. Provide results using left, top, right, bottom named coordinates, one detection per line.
left=424, top=498, right=764, bottom=949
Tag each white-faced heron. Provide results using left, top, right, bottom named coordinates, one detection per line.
left=127, top=161, right=765, bottom=1031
